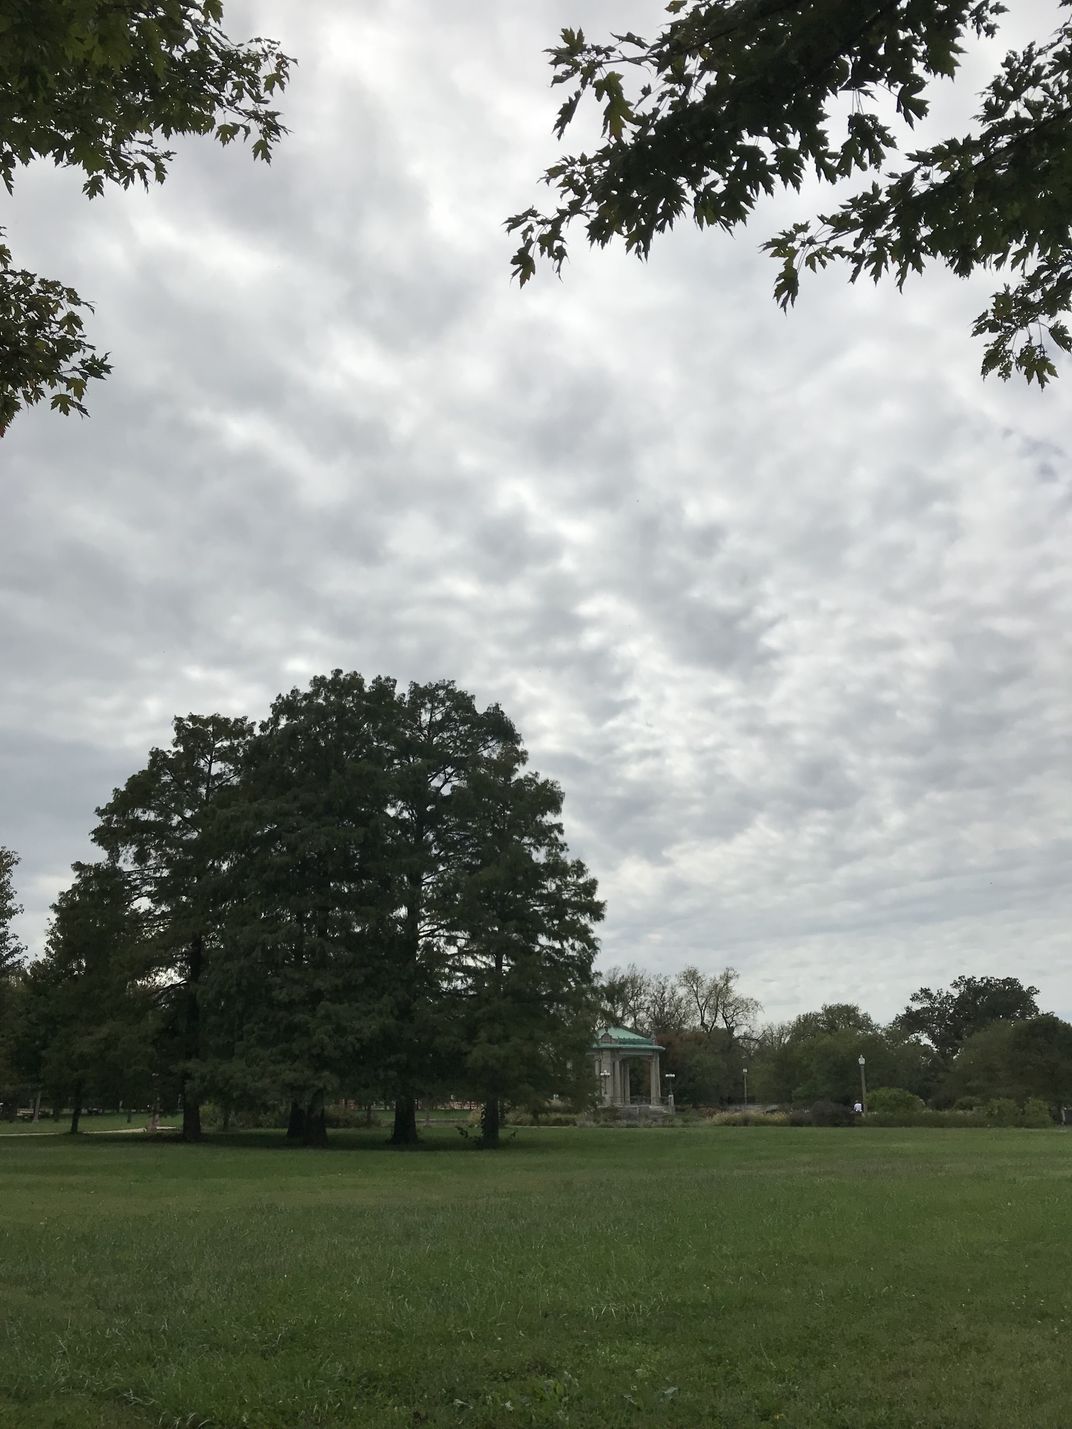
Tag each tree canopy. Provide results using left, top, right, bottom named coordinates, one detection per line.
left=92, top=712, right=253, bottom=1140
left=0, top=0, right=291, bottom=431
left=13, top=672, right=602, bottom=1146
left=0, top=845, right=26, bottom=1104
left=23, top=861, right=154, bottom=1132
left=944, top=1014, right=1072, bottom=1106
left=894, top=974, right=1041, bottom=1062
left=752, top=1003, right=938, bottom=1105
left=597, top=962, right=761, bottom=1103
left=510, top=1, right=1072, bottom=385
left=0, top=845, right=24, bottom=977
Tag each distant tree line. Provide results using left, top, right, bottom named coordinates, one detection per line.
left=4, top=731, right=1070, bottom=1139
left=0, top=673, right=603, bottom=1146
left=599, top=965, right=1072, bottom=1116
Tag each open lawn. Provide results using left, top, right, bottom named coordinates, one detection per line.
left=1, top=1127, right=1070, bottom=1428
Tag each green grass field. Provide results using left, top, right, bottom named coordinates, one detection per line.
left=2, top=1127, right=1070, bottom=1428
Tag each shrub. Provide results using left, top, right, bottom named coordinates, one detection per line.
left=504, top=1099, right=581, bottom=1127
left=868, top=1087, right=925, bottom=1115
left=809, top=1100, right=856, bottom=1127
left=704, top=1110, right=790, bottom=1127
left=202, top=1103, right=288, bottom=1131
left=325, top=1105, right=382, bottom=1129
left=865, top=1108, right=984, bottom=1128
left=1020, top=1098, right=1053, bottom=1127
left=984, top=1097, right=1021, bottom=1127
left=504, top=1111, right=577, bottom=1127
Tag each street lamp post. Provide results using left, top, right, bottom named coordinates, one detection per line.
left=858, top=1054, right=867, bottom=1115
left=599, top=1069, right=610, bottom=1106
left=665, top=1072, right=676, bottom=1111
left=742, top=1066, right=749, bottom=1108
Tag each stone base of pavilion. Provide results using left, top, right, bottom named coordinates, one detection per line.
left=617, top=1102, right=674, bottom=1123
left=580, top=1101, right=674, bottom=1125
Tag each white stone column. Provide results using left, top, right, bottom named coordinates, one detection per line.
left=620, top=1058, right=630, bottom=1105
left=649, top=1052, right=661, bottom=1105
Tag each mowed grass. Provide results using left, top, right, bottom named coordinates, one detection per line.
left=1, top=1128, right=1070, bottom=1428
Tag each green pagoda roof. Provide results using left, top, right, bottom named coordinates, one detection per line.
left=593, top=1026, right=662, bottom=1051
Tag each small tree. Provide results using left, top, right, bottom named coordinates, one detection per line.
left=0, top=846, right=24, bottom=978
left=0, top=847, right=25, bottom=1114
left=26, top=863, right=154, bottom=1133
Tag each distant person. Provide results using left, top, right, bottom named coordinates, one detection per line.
left=853, top=1100, right=863, bottom=1115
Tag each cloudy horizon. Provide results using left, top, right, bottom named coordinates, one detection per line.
left=3, top=1, right=1070, bottom=1026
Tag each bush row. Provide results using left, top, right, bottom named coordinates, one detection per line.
left=200, top=1094, right=1063, bottom=1133
left=701, top=1096, right=1058, bottom=1128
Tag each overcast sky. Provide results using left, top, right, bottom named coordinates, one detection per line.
left=3, top=2, right=1069, bottom=1024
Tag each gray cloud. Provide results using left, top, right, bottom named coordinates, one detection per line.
left=2, top=1, right=1070, bottom=1024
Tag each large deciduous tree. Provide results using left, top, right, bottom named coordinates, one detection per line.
left=201, top=674, right=603, bottom=1149
left=0, top=0, right=291, bottom=431
left=448, top=745, right=603, bottom=1146
left=943, top=1014, right=1072, bottom=1107
left=598, top=962, right=654, bottom=1031
left=207, top=672, right=401, bottom=1147
left=92, top=713, right=253, bottom=1141
left=7, top=676, right=604, bottom=1145
left=894, top=974, right=1041, bottom=1063
left=380, top=681, right=526, bottom=1146
left=511, top=1, right=1072, bottom=385
left=678, top=964, right=759, bottom=1042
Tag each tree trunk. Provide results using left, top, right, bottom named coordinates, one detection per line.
left=181, top=1096, right=202, bottom=1142
left=302, top=1091, right=327, bottom=1147
left=389, top=1094, right=419, bottom=1145
left=68, top=1083, right=83, bottom=1135
left=221, top=1102, right=232, bottom=1132
left=31, top=1089, right=41, bottom=1122
left=180, top=935, right=204, bottom=1142
left=286, top=1100, right=306, bottom=1141
left=480, top=1098, right=501, bottom=1148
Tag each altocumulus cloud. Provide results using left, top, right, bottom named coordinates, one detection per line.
left=2, top=0, right=1070, bottom=1023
